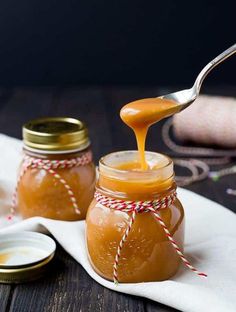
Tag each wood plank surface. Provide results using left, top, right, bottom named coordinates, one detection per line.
left=0, top=285, right=11, bottom=311
left=0, top=86, right=235, bottom=312
left=51, top=87, right=113, bottom=162
left=0, top=87, right=54, bottom=139
left=8, top=246, right=145, bottom=312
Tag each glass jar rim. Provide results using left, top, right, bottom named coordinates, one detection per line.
left=99, top=150, right=173, bottom=181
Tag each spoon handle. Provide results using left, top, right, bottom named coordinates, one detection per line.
left=194, top=43, right=236, bottom=93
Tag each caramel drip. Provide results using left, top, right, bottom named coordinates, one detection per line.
left=120, top=98, right=179, bottom=170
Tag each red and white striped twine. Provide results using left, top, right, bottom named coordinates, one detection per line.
left=94, top=191, right=207, bottom=284
left=10, top=151, right=92, bottom=219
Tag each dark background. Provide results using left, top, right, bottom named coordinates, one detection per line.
left=0, top=0, right=235, bottom=87
left=0, top=2, right=235, bottom=311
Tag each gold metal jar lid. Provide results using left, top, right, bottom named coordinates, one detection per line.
left=0, top=232, right=56, bottom=284
left=23, top=117, right=90, bottom=151
left=0, top=254, right=54, bottom=284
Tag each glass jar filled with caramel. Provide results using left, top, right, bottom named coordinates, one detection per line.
left=16, top=117, right=96, bottom=221
left=86, top=151, right=185, bottom=283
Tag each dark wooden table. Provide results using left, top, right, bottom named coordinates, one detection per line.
left=0, top=86, right=235, bottom=312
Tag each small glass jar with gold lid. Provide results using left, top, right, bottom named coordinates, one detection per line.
left=15, top=117, right=96, bottom=221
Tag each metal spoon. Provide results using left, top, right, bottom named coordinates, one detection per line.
left=159, top=43, right=236, bottom=111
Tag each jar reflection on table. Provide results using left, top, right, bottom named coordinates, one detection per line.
left=17, top=117, right=96, bottom=221
left=86, top=151, right=185, bottom=283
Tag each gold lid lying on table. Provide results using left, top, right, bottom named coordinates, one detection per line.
left=23, top=117, right=90, bottom=151
left=0, top=232, right=56, bottom=284
left=0, top=254, right=54, bottom=284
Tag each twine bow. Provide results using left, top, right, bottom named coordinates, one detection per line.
left=95, top=190, right=207, bottom=283
left=11, top=151, right=92, bottom=218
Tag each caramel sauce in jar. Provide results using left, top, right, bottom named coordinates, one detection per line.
left=86, top=151, right=184, bottom=282
left=17, top=117, right=96, bottom=221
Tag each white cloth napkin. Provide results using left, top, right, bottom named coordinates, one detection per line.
left=0, top=134, right=235, bottom=312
